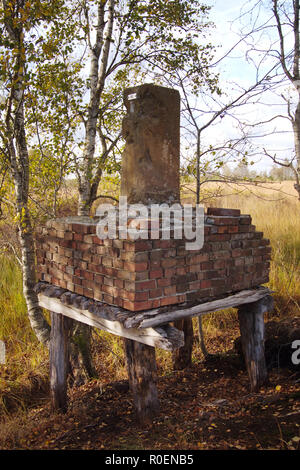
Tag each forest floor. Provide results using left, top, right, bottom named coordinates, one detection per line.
left=0, top=323, right=299, bottom=451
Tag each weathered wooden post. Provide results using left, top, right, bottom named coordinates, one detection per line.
left=172, top=318, right=194, bottom=370
left=123, top=339, right=160, bottom=424
left=238, top=296, right=273, bottom=392
left=50, top=312, right=71, bottom=412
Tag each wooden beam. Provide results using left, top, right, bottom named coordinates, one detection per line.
left=125, top=287, right=272, bottom=329
left=50, top=312, right=71, bottom=412
left=123, top=338, right=160, bottom=424
left=38, top=294, right=184, bottom=351
left=238, top=296, right=273, bottom=392
left=172, top=318, right=194, bottom=370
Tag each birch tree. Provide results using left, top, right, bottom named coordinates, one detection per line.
left=0, top=0, right=67, bottom=345
left=73, top=0, right=218, bottom=215
left=234, top=0, right=300, bottom=199
left=271, top=0, right=300, bottom=198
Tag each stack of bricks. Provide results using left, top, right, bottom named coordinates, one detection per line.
left=35, top=207, right=271, bottom=312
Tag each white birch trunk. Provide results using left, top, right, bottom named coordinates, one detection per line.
left=3, top=19, right=50, bottom=345
left=78, top=0, right=115, bottom=216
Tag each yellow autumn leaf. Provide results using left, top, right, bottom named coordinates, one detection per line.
left=275, top=385, right=282, bottom=392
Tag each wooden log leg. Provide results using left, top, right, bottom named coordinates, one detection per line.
left=50, top=312, right=71, bottom=412
left=238, top=297, right=272, bottom=392
left=123, top=338, right=160, bottom=425
left=172, top=318, right=194, bottom=370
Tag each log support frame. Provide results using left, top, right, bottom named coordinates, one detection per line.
left=47, top=290, right=273, bottom=420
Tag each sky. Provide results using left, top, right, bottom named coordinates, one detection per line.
left=196, top=0, right=296, bottom=174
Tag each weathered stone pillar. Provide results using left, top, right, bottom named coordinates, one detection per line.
left=121, top=83, right=180, bottom=205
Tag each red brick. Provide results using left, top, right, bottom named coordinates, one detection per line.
left=200, top=261, right=214, bottom=270
left=239, top=224, right=256, bottom=233
left=103, top=294, right=114, bottom=304
left=135, top=291, right=150, bottom=301
left=213, top=260, right=225, bottom=269
left=74, top=233, right=83, bottom=242
left=134, top=252, right=149, bottom=263
left=153, top=240, right=172, bottom=249
left=123, top=261, right=148, bottom=272
left=152, top=299, right=161, bottom=308
left=82, top=270, right=94, bottom=281
left=176, top=283, right=189, bottom=293
left=216, top=226, right=228, bottom=234
left=104, top=277, right=114, bottom=287
left=157, top=278, right=171, bottom=287
left=207, top=208, right=241, bottom=217
left=160, top=296, right=180, bottom=306
left=94, top=290, right=103, bottom=301
left=134, top=240, right=153, bottom=251
left=94, top=274, right=104, bottom=284
left=72, top=224, right=89, bottom=234
left=102, top=284, right=119, bottom=297
left=102, top=267, right=118, bottom=277
left=113, top=258, right=124, bottom=269
left=136, top=279, right=157, bottom=291
left=201, top=280, right=212, bottom=289
left=150, top=269, right=164, bottom=279
left=123, top=241, right=135, bottom=252
left=117, top=270, right=135, bottom=281
left=114, top=279, right=124, bottom=289
left=67, top=281, right=75, bottom=291
left=113, top=239, right=124, bottom=249
left=132, top=271, right=149, bottom=281
left=58, top=279, right=67, bottom=289
left=102, top=257, right=113, bottom=267
left=175, top=267, right=187, bottom=276
left=189, top=280, right=202, bottom=290
left=74, top=285, right=84, bottom=295
left=92, top=236, right=104, bottom=245
left=121, top=251, right=135, bottom=261
left=123, top=300, right=153, bottom=311
left=82, top=279, right=95, bottom=290
left=208, top=216, right=239, bottom=226
left=164, top=285, right=177, bottom=296
left=187, top=253, right=209, bottom=264
left=239, top=215, right=251, bottom=225
left=161, top=258, right=177, bottom=268
left=207, top=234, right=231, bottom=242
left=188, top=264, right=201, bottom=273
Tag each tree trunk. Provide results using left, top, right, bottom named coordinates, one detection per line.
left=197, top=316, right=210, bottom=359
left=75, top=0, right=116, bottom=379
left=78, top=0, right=115, bottom=216
left=6, top=21, right=51, bottom=346
left=68, top=321, right=96, bottom=387
left=292, top=98, right=300, bottom=201
left=18, top=214, right=51, bottom=346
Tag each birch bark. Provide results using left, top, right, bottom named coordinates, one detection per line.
left=1, top=1, right=50, bottom=345
left=78, top=0, right=115, bottom=216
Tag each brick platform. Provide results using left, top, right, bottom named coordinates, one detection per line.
left=35, top=208, right=271, bottom=312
